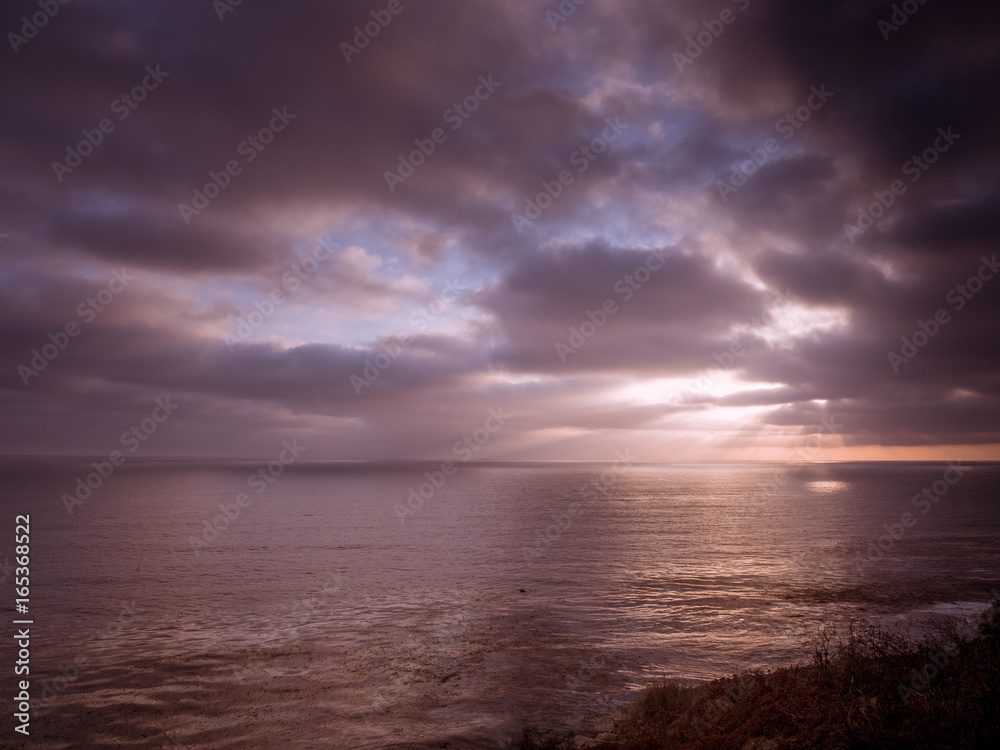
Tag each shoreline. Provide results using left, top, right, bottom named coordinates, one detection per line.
left=509, top=595, right=1000, bottom=749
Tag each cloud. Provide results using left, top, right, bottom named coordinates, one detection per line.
left=1, top=0, right=998, bottom=458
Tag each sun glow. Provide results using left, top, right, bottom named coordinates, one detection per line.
left=740, top=303, right=850, bottom=346
left=612, top=373, right=785, bottom=405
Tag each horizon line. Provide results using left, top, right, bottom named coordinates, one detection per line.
left=0, top=455, right=993, bottom=465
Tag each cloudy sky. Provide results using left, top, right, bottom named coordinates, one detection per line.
left=1, top=0, right=998, bottom=460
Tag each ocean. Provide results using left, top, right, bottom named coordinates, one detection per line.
left=2, top=459, right=998, bottom=748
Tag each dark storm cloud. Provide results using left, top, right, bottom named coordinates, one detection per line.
left=478, top=242, right=766, bottom=373
left=1, top=0, right=596, bottom=269
left=1, top=0, right=998, bottom=456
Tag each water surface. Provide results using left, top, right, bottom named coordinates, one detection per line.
left=2, top=460, right=998, bottom=748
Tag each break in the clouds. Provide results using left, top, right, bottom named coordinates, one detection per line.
left=1, top=0, right=998, bottom=460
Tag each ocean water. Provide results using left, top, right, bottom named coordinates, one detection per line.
left=2, top=459, right=999, bottom=748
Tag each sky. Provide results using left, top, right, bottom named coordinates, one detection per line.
left=1, top=0, right=998, bottom=461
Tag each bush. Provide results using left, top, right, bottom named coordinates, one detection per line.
left=517, top=594, right=1000, bottom=750
left=502, top=726, right=575, bottom=750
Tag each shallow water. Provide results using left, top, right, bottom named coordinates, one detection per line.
left=2, top=460, right=998, bottom=748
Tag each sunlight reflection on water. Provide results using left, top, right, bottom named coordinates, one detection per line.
left=806, top=480, right=850, bottom=493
